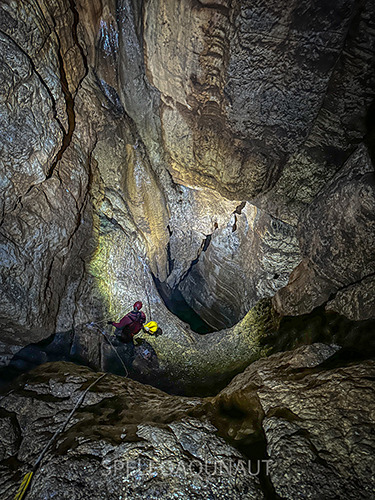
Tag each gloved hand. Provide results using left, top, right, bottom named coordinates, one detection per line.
left=107, top=321, right=113, bottom=325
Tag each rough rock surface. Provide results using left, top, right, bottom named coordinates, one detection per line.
left=0, top=3, right=374, bottom=498
left=274, top=144, right=375, bottom=318
left=1, top=344, right=374, bottom=499
left=179, top=203, right=301, bottom=329
left=326, top=275, right=375, bottom=321
left=1, top=299, right=280, bottom=395
left=211, top=343, right=375, bottom=499
left=253, top=0, right=375, bottom=224
left=144, top=0, right=375, bottom=204
left=0, top=0, right=93, bottom=346
left=0, top=362, right=263, bottom=500
left=1, top=0, right=375, bottom=365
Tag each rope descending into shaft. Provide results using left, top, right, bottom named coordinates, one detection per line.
left=86, top=322, right=129, bottom=378
left=14, top=372, right=108, bottom=500
left=15, top=314, right=137, bottom=499
left=101, top=330, right=129, bottom=378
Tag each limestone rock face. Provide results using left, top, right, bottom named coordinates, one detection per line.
left=0, top=362, right=263, bottom=500
left=2, top=299, right=280, bottom=395
left=178, top=203, right=301, bottom=329
left=0, top=0, right=169, bottom=359
left=1, top=7, right=375, bottom=498
left=253, top=0, right=375, bottom=224
left=325, top=275, right=375, bottom=321
left=212, top=343, right=375, bottom=499
left=0, top=0, right=92, bottom=349
left=1, top=345, right=375, bottom=499
left=144, top=0, right=375, bottom=207
left=274, top=145, right=375, bottom=318
left=0, top=0, right=375, bottom=362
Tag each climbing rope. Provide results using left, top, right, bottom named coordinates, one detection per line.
left=86, top=321, right=130, bottom=377
left=13, top=306, right=151, bottom=498
left=95, top=326, right=129, bottom=378
left=14, top=372, right=108, bottom=500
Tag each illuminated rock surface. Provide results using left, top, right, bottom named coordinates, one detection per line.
left=274, top=144, right=375, bottom=318
left=0, top=362, right=264, bottom=500
left=1, top=1, right=375, bottom=497
left=211, top=343, right=375, bottom=499
left=1, top=0, right=374, bottom=360
left=1, top=344, right=374, bottom=499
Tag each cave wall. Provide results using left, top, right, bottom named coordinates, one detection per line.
left=0, top=0, right=92, bottom=354
left=0, top=0, right=160, bottom=359
left=274, top=144, right=375, bottom=320
left=178, top=203, right=301, bottom=329
left=0, top=0, right=375, bottom=360
left=140, top=0, right=375, bottom=326
left=1, top=345, right=375, bottom=499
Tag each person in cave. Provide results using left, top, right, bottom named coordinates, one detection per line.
left=107, top=301, right=146, bottom=343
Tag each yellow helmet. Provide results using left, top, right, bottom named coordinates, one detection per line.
left=143, top=321, right=158, bottom=334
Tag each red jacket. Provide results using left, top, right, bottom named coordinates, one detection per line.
left=113, top=310, right=146, bottom=337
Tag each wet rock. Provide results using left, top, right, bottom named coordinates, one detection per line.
left=135, top=298, right=280, bottom=395
left=0, top=297, right=277, bottom=395
left=40, top=300, right=280, bottom=396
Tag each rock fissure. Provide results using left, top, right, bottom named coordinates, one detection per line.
left=1, top=1, right=375, bottom=497
left=0, top=28, right=67, bottom=220
left=0, top=28, right=66, bottom=138
left=327, top=270, right=375, bottom=302
left=68, top=0, right=88, bottom=84
left=46, top=51, right=75, bottom=179
left=45, top=0, right=89, bottom=180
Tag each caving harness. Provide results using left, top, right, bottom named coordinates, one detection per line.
left=13, top=311, right=161, bottom=499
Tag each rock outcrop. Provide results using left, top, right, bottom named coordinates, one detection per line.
left=274, top=144, right=375, bottom=319
left=1, top=343, right=374, bottom=499
left=1, top=0, right=375, bottom=363
left=2, top=298, right=280, bottom=395
left=0, top=0, right=96, bottom=349
left=178, top=203, right=301, bottom=329
left=1, top=3, right=375, bottom=497
left=144, top=0, right=375, bottom=206
left=210, top=343, right=375, bottom=499
left=0, top=362, right=264, bottom=500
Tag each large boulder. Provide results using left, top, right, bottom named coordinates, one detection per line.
left=0, top=362, right=263, bottom=500
left=210, top=343, right=375, bottom=499
left=1, top=344, right=374, bottom=499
